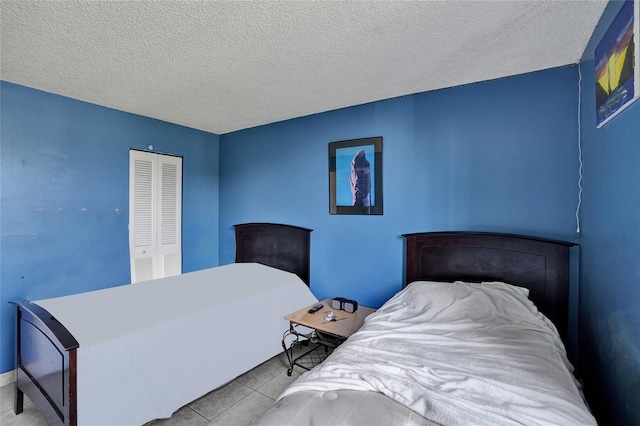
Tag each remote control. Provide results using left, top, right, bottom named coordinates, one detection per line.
left=308, top=303, right=323, bottom=314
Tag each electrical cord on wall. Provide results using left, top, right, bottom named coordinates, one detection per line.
left=576, top=64, right=583, bottom=234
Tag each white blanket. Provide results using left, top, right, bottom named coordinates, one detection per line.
left=36, top=263, right=317, bottom=426
left=279, top=281, right=596, bottom=426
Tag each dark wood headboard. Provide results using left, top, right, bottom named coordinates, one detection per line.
left=234, top=223, right=312, bottom=286
left=403, top=232, right=577, bottom=341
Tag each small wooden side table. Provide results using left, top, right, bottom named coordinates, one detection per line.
left=282, top=298, right=376, bottom=375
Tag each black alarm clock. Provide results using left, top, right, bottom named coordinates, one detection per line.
left=330, top=297, right=346, bottom=310
left=343, top=299, right=358, bottom=313
left=330, top=297, right=358, bottom=313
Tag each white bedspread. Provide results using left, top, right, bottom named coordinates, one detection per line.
left=279, top=281, right=596, bottom=426
left=36, top=263, right=317, bottom=426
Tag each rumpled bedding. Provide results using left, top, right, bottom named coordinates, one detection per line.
left=278, top=281, right=596, bottom=426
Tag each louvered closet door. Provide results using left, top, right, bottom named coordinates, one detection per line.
left=157, top=156, right=182, bottom=277
left=129, top=150, right=182, bottom=283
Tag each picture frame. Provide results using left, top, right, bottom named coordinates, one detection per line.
left=595, top=0, right=639, bottom=128
left=329, top=136, right=383, bottom=215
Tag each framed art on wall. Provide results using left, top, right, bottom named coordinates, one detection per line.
left=329, top=136, right=383, bottom=215
left=595, top=0, right=639, bottom=128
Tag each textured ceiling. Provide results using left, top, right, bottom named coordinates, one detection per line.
left=1, top=1, right=607, bottom=135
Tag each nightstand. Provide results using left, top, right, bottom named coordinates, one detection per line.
left=281, top=298, right=376, bottom=375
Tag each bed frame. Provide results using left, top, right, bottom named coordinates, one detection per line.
left=403, top=231, right=577, bottom=341
left=11, top=223, right=312, bottom=425
left=10, top=300, right=79, bottom=425
left=235, top=223, right=312, bottom=286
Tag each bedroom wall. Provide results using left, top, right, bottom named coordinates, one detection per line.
left=577, top=1, right=640, bottom=424
left=0, top=82, right=220, bottom=374
left=219, top=65, right=580, bottom=309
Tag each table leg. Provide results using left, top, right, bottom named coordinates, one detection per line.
left=282, top=326, right=297, bottom=376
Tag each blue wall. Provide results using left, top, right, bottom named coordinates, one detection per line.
left=578, top=1, right=640, bottom=424
left=219, top=66, right=581, bottom=310
left=0, top=82, right=220, bottom=373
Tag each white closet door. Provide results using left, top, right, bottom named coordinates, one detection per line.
left=129, top=150, right=182, bottom=282
left=157, top=156, right=182, bottom=277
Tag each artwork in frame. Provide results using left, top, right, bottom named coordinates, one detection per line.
left=595, top=0, right=639, bottom=128
left=329, top=136, right=383, bottom=215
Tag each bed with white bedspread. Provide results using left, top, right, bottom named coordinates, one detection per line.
left=257, top=232, right=596, bottom=426
left=12, top=263, right=317, bottom=425
left=11, top=222, right=316, bottom=426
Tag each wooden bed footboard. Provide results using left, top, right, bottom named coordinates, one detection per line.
left=10, top=300, right=79, bottom=426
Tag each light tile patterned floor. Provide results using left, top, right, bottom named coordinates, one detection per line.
left=0, top=347, right=312, bottom=426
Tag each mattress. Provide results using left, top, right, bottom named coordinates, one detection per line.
left=257, top=389, right=440, bottom=426
left=34, top=263, right=317, bottom=425
left=259, top=280, right=596, bottom=426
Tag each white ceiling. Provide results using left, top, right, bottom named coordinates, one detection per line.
left=1, top=1, right=607, bottom=135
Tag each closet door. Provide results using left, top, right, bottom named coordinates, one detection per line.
left=129, top=150, right=182, bottom=282
left=157, top=157, right=182, bottom=277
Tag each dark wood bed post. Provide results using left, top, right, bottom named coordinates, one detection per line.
left=14, top=305, right=23, bottom=415
left=11, top=300, right=79, bottom=426
left=68, top=349, right=77, bottom=426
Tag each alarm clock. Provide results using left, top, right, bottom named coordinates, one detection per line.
left=343, top=299, right=358, bottom=313
left=330, top=297, right=358, bottom=313
left=330, top=297, right=346, bottom=310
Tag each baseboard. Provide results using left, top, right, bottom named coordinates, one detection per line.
left=0, top=369, right=16, bottom=387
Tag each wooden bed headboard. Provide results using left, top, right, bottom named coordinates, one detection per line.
left=403, top=232, right=577, bottom=341
left=234, top=223, right=312, bottom=286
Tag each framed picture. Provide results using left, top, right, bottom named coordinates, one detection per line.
left=329, top=136, right=383, bottom=215
left=595, top=0, right=639, bottom=128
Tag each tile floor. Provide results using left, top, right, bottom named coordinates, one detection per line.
left=0, top=345, right=316, bottom=426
